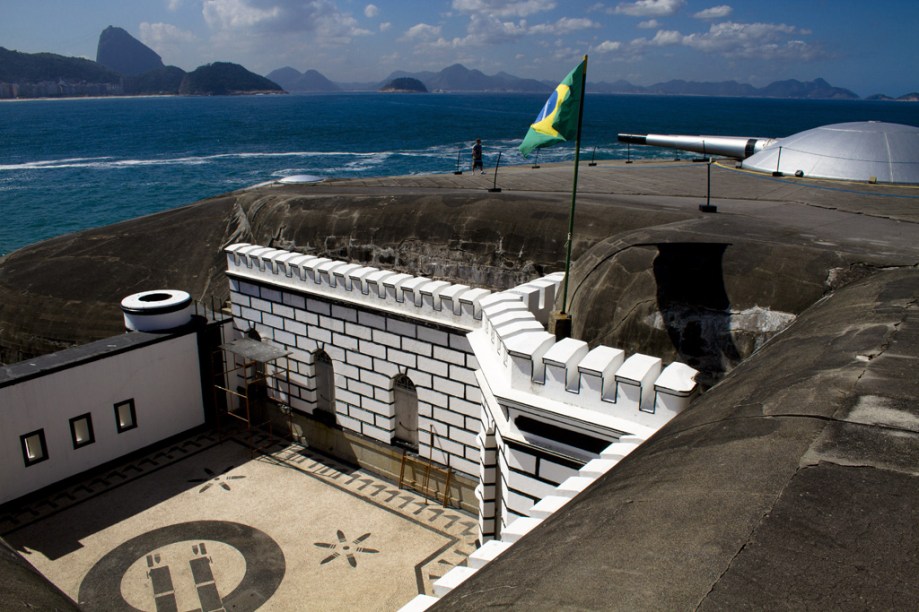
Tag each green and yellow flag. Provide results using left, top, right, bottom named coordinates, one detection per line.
left=518, top=59, right=586, bottom=158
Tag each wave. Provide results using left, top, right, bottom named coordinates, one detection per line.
left=0, top=148, right=448, bottom=172
left=0, top=142, right=686, bottom=176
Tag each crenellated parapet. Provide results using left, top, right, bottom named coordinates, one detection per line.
left=225, top=243, right=493, bottom=331
left=226, top=242, right=698, bottom=434
left=474, top=278, right=698, bottom=432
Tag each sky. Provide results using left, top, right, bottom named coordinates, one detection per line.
left=1, top=0, right=917, bottom=97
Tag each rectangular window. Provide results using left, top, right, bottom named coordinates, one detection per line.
left=20, top=429, right=49, bottom=467
left=69, top=413, right=95, bottom=449
left=114, top=399, right=137, bottom=433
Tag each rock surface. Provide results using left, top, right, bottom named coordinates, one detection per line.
left=435, top=266, right=919, bottom=610
left=1, top=160, right=918, bottom=610
left=1, top=161, right=917, bottom=387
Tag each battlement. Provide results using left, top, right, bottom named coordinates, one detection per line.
left=226, top=243, right=494, bottom=331
left=227, top=243, right=698, bottom=433
left=476, top=281, right=698, bottom=431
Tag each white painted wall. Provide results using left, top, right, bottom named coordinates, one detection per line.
left=0, top=333, right=206, bottom=505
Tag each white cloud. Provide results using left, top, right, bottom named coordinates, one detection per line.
left=650, top=29, right=682, bottom=45
left=529, top=17, right=599, bottom=35
left=167, top=0, right=184, bottom=11
left=198, top=0, right=375, bottom=54
left=638, top=19, right=659, bottom=28
left=364, top=4, right=379, bottom=18
left=400, top=23, right=443, bottom=42
left=594, top=40, right=622, bottom=53
left=379, top=21, right=392, bottom=32
left=202, top=0, right=279, bottom=30
left=138, top=22, right=198, bottom=68
left=201, top=0, right=368, bottom=39
left=694, top=5, right=732, bottom=20
left=615, top=0, right=684, bottom=17
left=628, top=21, right=825, bottom=61
left=452, top=0, right=556, bottom=18
left=682, top=21, right=817, bottom=58
left=139, top=21, right=197, bottom=45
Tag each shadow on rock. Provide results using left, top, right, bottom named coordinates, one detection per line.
left=651, top=242, right=742, bottom=385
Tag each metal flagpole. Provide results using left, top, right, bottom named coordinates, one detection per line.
left=553, top=54, right=588, bottom=340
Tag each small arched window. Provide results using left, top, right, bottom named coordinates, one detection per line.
left=393, top=375, right=418, bottom=450
left=314, top=350, right=336, bottom=424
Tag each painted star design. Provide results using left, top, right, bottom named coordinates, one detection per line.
left=314, top=530, right=379, bottom=568
left=187, top=466, right=246, bottom=493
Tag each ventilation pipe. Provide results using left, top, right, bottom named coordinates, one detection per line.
left=121, top=290, right=194, bottom=332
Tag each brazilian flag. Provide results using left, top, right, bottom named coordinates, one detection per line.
left=519, top=59, right=586, bottom=158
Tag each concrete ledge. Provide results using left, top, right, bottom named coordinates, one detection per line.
left=529, top=494, right=573, bottom=520
left=467, top=540, right=513, bottom=568
left=432, top=566, right=478, bottom=597
left=579, top=458, right=620, bottom=479
left=397, top=595, right=440, bottom=611
left=555, top=476, right=597, bottom=498
left=501, top=516, right=544, bottom=543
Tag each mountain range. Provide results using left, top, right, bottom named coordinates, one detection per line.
left=257, top=63, right=907, bottom=101
left=0, top=26, right=914, bottom=100
left=0, top=26, right=282, bottom=98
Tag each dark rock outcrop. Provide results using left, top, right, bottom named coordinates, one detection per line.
left=1, top=163, right=915, bottom=384
left=0, top=187, right=690, bottom=364
left=178, top=62, right=284, bottom=95
left=380, top=77, right=427, bottom=92
left=96, top=26, right=164, bottom=77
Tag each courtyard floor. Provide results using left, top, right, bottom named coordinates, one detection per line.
left=0, top=428, right=478, bottom=611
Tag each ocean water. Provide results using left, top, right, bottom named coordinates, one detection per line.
left=1, top=93, right=916, bottom=255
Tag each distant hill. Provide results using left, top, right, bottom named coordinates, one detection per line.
left=123, top=66, right=186, bottom=95
left=0, top=47, right=119, bottom=84
left=2, top=34, right=909, bottom=101
left=590, top=76, right=859, bottom=99
left=331, top=66, right=865, bottom=99
left=621, top=79, right=758, bottom=97
left=380, top=77, right=427, bottom=93
left=871, top=92, right=919, bottom=102
left=266, top=67, right=339, bottom=92
left=96, top=25, right=164, bottom=76
left=0, top=46, right=122, bottom=97
left=377, top=63, right=549, bottom=93
left=179, top=62, right=283, bottom=95
left=758, top=78, right=857, bottom=99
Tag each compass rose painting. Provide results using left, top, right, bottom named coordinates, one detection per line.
left=314, top=530, right=380, bottom=568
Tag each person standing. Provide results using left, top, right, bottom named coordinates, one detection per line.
left=472, top=138, right=484, bottom=174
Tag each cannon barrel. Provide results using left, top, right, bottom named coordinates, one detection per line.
left=618, top=133, right=777, bottom=159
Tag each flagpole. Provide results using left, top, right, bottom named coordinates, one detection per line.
left=557, top=55, right=587, bottom=335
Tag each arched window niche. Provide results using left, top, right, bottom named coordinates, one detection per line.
left=393, top=374, right=419, bottom=451
left=313, top=350, right=337, bottom=425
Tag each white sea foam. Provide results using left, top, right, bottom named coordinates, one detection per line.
left=0, top=150, right=422, bottom=173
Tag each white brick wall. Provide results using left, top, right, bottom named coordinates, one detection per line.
left=228, top=274, right=483, bottom=479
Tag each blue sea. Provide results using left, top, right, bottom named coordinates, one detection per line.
left=1, top=93, right=916, bottom=255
